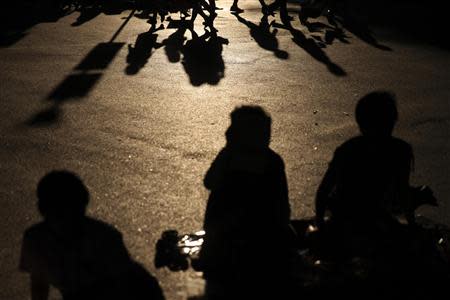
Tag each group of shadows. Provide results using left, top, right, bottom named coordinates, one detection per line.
left=2, top=0, right=394, bottom=78
left=22, top=0, right=393, bottom=127
left=21, top=91, right=450, bottom=300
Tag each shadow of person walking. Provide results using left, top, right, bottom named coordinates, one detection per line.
left=125, top=25, right=164, bottom=75
left=162, top=25, right=188, bottom=63
left=20, top=170, right=165, bottom=300
left=234, top=14, right=289, bottom=60
left=198, top=106, right=293, bottom=299
left=289, top=26, right=346, bottom=76
left=181, top=30, right=228, bottom=86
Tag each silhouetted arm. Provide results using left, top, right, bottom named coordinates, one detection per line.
left=204, top=149, right=229, bottom=190
left=315, top=155, right=338, bottom=228
left=31, top=273, right=49, bottom=300
left=275, top=155, right=291, bottom=226
left=401, top=145, right=415, bottom=225
left=21, top=229, right=49, bottom=300
left=266, top=151, right=291, bottom=230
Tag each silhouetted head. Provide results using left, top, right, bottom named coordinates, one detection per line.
left=274, top=49, right=289, bottom=60
left=37, top=170, right=89, bottom=222
left=226, top=105, right=272, bottom=150
left=355, top=91, right=398, bottom=137
left=125, top=64, right=140, bottom=75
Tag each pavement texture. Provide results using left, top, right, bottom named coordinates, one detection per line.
left=1, top=0, right=449, bottom=299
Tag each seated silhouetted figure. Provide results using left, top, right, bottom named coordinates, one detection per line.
left=315, top=92, right=414, bottom=258
left=20, top=170, right=164, bottom=300
left=199, top=106, right=291, bottom=299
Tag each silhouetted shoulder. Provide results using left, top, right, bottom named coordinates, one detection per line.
left=390, top=137, right=413, bottom=153
left=334, top=136, right=367, bottom=152
left=335, top=136, right=412, bottom=155
left=83, top=217, right=124, bottom=240
left=204, top=148, right=230, bottom=190
left=267, top=148, right=285, bottom=167
left=204, top=147, right=285, bottom=188
left=22, top=221, right=47, bottom=240
left=20, top=217, right=130, bottom=277
left=20, top=222, right=50, bottom=273
left=21, top=218, right=123, bottom=243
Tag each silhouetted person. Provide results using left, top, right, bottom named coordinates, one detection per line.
left=234, top=14, right=289, bottom=59
left=315, top=92, right=414, bottom=254
left=289, top=26, right=346, bottom=76
left=20, top=170, right=164, bottom=300
left=125, top=25, right=163, bottom=75
left=181, top=30, right=228, bottom=86
left=199, top=106, right=292, bottom=299
left=162, top=26, right=188, bottom=63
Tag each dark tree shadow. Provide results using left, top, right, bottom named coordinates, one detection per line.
left=20, top=170, right=165, bottom=300
left=234, top=14, right=289, bottom=59
left=198, top=106, right=293, bottom=299
left=181, top=30, right=228, bottom=86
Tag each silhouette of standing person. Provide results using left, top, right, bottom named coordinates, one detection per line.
left=20, top=170, right=164, bottom=300
left=315, top=92, right=414, bottom=254
left=199, top=106, right=292, bottom=299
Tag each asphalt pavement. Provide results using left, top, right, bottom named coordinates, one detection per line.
left=1, top=1, right=449, bottom=299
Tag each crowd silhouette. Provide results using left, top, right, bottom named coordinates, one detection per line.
left=21, top=94, right=450, bottom=299
left=4, top=0, right=394, bottom=85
